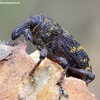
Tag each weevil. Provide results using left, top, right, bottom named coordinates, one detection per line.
left=8, top=14, right=95, bottom=97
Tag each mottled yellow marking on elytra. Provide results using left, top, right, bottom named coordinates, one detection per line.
left=77, top=46, right=83, bottom=50
left=85, top=61, right=91, bottom=71
left=88, top=61, right=90, bottom=67
left=70, top=47, right=76, bottom=53
left=83, top=58, right=87, bottom=62
left=77, top=46, right=86, bottom=51
left=85, top=66, right=90, bottom=71
left=53, top=21, right=57, bottom=25
left=80, top=58, right=87, bottom=62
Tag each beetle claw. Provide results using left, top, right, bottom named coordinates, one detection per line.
left=59, top=85, right=68, bottom=99
left=30, top=75, right=35, bottom=82
left=6, top=38, right=18, bottom=46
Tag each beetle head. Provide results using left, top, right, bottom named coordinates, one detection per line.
left=11, top=18, right=36, bottom=40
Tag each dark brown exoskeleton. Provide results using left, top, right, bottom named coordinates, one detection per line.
left=8, top=14, right=95, bottom=97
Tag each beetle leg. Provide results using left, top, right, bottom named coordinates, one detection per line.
left=54, top=57, right=69, bottom=98
left=29, top=60, right=41, bottom=76
left=57, top=66, right=68, bottom=85
left=29, top=47, right=47, bottom=76
left=23, top=29, right=37, bottom=44
left=53, top=57, right=69, bottom=85
left=68, top=67, right=95, bottom=84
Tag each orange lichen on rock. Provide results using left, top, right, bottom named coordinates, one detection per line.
left=0, top=41, right=96, bottom=100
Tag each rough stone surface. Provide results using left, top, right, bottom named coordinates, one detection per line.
left=0, top=41, right=96, bottom=100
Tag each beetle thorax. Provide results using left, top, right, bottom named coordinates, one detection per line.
left=32, top=22, right=62, bottom=45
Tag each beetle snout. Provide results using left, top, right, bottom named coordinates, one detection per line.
left=11, top=29, right=21, bottom=40
left=11, top=32, right=17, bottom=40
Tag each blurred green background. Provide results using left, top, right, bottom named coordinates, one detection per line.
left=0, top=0, right=100, bottom=99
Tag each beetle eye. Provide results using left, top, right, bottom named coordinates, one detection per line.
left=30, top=19, right=35, bottom=26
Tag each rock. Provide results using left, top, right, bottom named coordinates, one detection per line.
left=0, top=41, right=96, bottom=100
